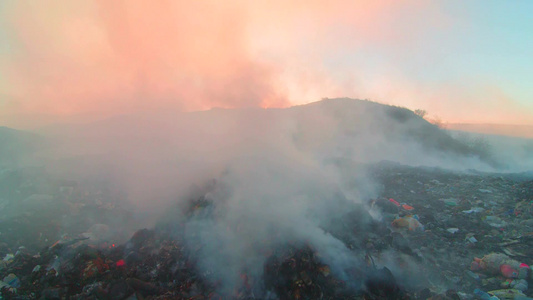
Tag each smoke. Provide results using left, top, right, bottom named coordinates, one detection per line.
left=2, top=0, right=531, bottom=129
left=9, top=98, right=510, bottom=295
left=1, top=0, right=289, bottom=125
left=0, top=1, right=531, bottom=294
left=180, top=152, right=363, bottom=293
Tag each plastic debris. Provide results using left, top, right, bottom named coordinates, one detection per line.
left=387, top=198, right=415, bottom=211
left=116, top=259, right=126, bottom=267
left=465, top=270, right=480, bottom=280
left=463, top=207, right=484, bottom=214
left=485, top=216, right=507, bottom=228
left=442, top=198, right=459, bottom=206
left=446, top=228, right=459, bottom=234
left=2, top=254, right=14, bottom=262
left=500, top=264, right=519, bottom=278
left=487, top=289, right=526, bottom=299
left=510, top=279, right=528, bottom=292
left=389, top=198, right=400, bottom=206
left=519, top=263, right=530, bottom=279
left=391, top=215, right=424, bottom=232
left=474, top=288, right=500, bottom=300
left=466, top=236, right=478, bottom=244
left=1, top=160, right=532, bottom=299
left=2, top=273, right=20, bottom=288
left=471, top=253, right=524, bottom=278
left=401, top=204, right=414, bottom=211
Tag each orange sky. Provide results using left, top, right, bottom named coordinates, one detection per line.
left=1, top=0, right=532, bottom=129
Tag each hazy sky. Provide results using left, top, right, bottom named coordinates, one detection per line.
left=1, top=0, right=532, bottom=128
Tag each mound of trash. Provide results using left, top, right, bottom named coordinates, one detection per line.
left=1, top=162, right=533, bottom=299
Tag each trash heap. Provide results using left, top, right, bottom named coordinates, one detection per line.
left=1, top=162, right=533, bottom=299
left=368, top=162, right=533, bottom=300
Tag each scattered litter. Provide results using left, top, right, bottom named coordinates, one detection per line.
left=2, top=273, right=20, bottom=288
left=485, top=216, right=507, bottom=228
left=446, top=228, right=459, bottom=234
left=389, top=198, right=400, bottom=206
left=487, top=288, right=526, bottom=299
left=465, top=270, right=480, bottom=280
left=474, top=288, right=500, bottom=300
left=510, top=279, right=528, bottom=292
left=401, top=204, right=414, bottom=211
left=466, top=235, right=478, bottom=244
left=2, top=254, right=14, bottom=262
left=391, top=215, right=424, bottom=232
left=463, top=207, right=485, bottom=214
left=441, top=198, right=459, bottom=206
left=471, top=253, right=528, bottom=279
left=1, top=161, right=533, bottom=299
left=32, top=265, right=41, bottom=273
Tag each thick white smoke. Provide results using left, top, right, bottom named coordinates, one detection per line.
left=11, top=98, right=520, bottom=294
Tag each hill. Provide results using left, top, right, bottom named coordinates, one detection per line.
left=287, top=98, right=497, bottom=167
left=27, top=98, right=505, bottom=177
left=0, top=126, right=42, bottom=166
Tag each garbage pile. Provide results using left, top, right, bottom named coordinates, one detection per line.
left=368, top=162, right=533, bottom=299
left=1, top=162, right=533, bottom=299
left=0, top=167, right=135, bottom=253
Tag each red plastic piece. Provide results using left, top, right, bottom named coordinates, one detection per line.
left=116, top=259, right=126, bottom=267
left=500, top=264, right=519, bottom=278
